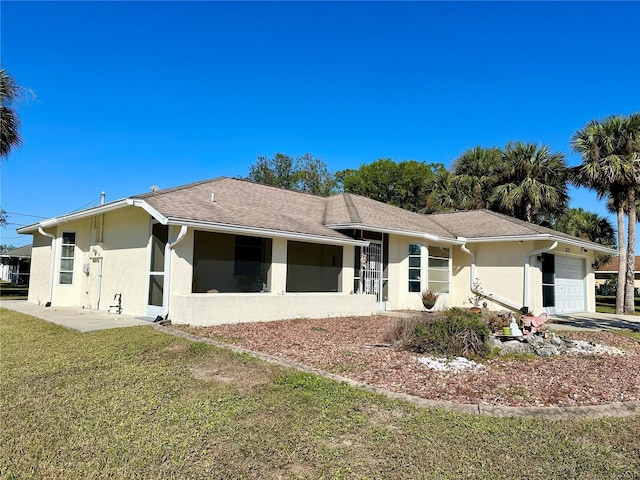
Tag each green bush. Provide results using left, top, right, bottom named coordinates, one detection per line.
left=390, top=308, right=491, bottom=359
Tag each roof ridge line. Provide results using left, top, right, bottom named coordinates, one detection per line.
left=132, top=176, right=228, bottom=199
left=342, top=193, right=363, bottom=224
left=422, top=213, right=458, bottom=239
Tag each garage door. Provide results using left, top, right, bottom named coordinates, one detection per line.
left=554, top=256, right=586, bottom=314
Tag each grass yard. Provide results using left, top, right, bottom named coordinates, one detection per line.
left=1, top=309, right=639, bottom=479
left=596, top=295, right=640, bottom=315
left=0, top=282, right=28, bottom=300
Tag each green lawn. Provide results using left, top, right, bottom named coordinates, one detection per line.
left=0, top=282, right=28, bottom=300
left=1, top=309, right=639, bottom=479
left=596, top=295, right=640, bottom=315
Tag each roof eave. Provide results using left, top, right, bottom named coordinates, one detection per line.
left=463, top=234, right=616, bottom=253
left=168, top=218, right=369, bottom=247
left=17, top=199, right=132, bottom=234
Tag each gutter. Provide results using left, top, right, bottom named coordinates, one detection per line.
left=523, top=241, right=558, bottom=314
left=463, top=234, right=613, bottom=254
left=158, top=225, right=188, bottom=320
left=459, top=238, right=521, bottom=311
left=169, top=218, right=369, bottom=247
left=18, top=200, right=130, bottom=234
left=38, top=227, right=56, bottom=306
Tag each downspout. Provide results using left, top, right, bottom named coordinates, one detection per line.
left=459, top=239, right=521, bottom=311
left=38, top=227, right=56, bottom=307
left=95, top=256, right=103, bottom=310
left=523, top=241, right=558, bottom=313
left=159, top=225, right=188, bottom=320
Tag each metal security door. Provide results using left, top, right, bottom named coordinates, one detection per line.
left=359, top=242, right=384, bottom=309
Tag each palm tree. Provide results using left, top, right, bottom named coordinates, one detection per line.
left=451, top=146, right=503, bottom=209
left=0, top=68, right=23, bottom=159
left=571, top=113, right=640, bottom=315
left=553, top=207, right=616, bottom=268
left=490, top=142, right=568, bottom=223
left=423, top=171, right=484, bottom=213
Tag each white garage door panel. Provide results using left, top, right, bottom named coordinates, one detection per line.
left=554, top=256, right=585, bottom=314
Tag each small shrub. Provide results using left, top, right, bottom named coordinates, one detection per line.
left=383, top=315, right=425, bottom=345
left=482, top=311, right=510, bottom=334
left=400, top=308, right=491, bottom=359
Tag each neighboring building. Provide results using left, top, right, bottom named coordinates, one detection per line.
left=0, top=244, right=31, bottom=285
left=595, top=256, right=640, bottom=291
left=17, top=177, right=615, bottom=325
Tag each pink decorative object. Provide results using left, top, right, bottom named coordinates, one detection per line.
left=522, top=313, right=548, bottom=335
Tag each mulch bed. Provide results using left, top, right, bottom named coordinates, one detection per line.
left=184, top=315, right=640, bottom=408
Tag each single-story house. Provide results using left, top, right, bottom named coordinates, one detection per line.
left=17, top=177, right=615, bottom=325
left=595, top=256, right=640, bottom=292
left=0, top=244, right=31, bottom=285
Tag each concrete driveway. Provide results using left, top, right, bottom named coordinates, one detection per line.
left=550, top=312, right=640, bottom=332
left=0, top=300, right=154, bottom=332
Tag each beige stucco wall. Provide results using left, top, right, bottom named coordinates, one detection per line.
left=27, top=233, right=55, bottom=306
left=385, top=234, right=452, bottom=311
left=170, top=292, right=376, bottom=325
left=25, top=207, right=152, bottom=316
left=451, top=240, right=596, bottom=314
left=95, top=208, right=155, bottom=316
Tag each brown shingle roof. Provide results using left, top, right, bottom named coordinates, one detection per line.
left=428, top=209, right=594, bottom=243
left=597, top=256, right=640, bottom=273
left=24, top=176, right=616, bottom=251
left=135, top=178, right=457, bottom=241
left=326, top=193, right=456, bottom=239
left=131, top=179, right=615, bottom=250
left=134, top=177, right=350, bottom=240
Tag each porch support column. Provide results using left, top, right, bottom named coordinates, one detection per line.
left=271, top=237, right=288, bottom=294
left=342, top=244, right=355, bottom=294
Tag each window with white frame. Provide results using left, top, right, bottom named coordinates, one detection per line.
left=59, top=232, right=76, bottom=285
left=408, top=244, right=421, bottom=292
left=427, top=246, right=450, bottom=293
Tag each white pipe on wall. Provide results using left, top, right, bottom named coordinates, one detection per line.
left=95, top=256, right=103, bottom=310
left=159, top=225, right=188, bottom=319
left=38, top=227, right=56, bottom=306
left=523, top=241, right=558, bottom=313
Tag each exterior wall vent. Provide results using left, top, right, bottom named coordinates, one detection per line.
left=211, top=193, right=216, bottom=203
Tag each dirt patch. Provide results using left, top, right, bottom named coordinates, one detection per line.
left=190, top=361, right=277, bottom=393
left=183, top=316, right=640, bottom=408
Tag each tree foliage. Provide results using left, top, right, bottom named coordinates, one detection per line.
left=429, top=144, right=569, bottom=223
left=246, top=152, right=337, bottom=197
left=552, top=208, right=616, bottom=268
left=571, top=113, right=640, bottom=314
left=337, top=159, right=445, bottom=212
left=490, top=142, right=568, bottom=223
left=1, top=67, right=26, bottom=159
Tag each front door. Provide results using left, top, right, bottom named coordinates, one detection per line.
left=359, top=241, right=385, bottom=310
left=146, top=223, right=168, bottom=317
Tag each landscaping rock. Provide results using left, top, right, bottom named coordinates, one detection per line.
left=496, top=339, right=534, bottom=356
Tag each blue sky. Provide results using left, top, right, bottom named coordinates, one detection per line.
left=1, top=1, right=639, bottom=249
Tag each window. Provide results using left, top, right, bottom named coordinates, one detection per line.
left=59, top=232, right=76, bottom=284
left=192, top=231, right=272, bottom=293
left=408, top=244, right=421, bottom=292
left=541, top=253, right=555, bottom=307
left=287, top=241, right=342, bottom=292
left=428, top=246, right=450, bottom=294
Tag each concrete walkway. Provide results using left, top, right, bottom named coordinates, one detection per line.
left=550, top=311, right=640, bottom=332
left=0, top=300, right=154, bottom=332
